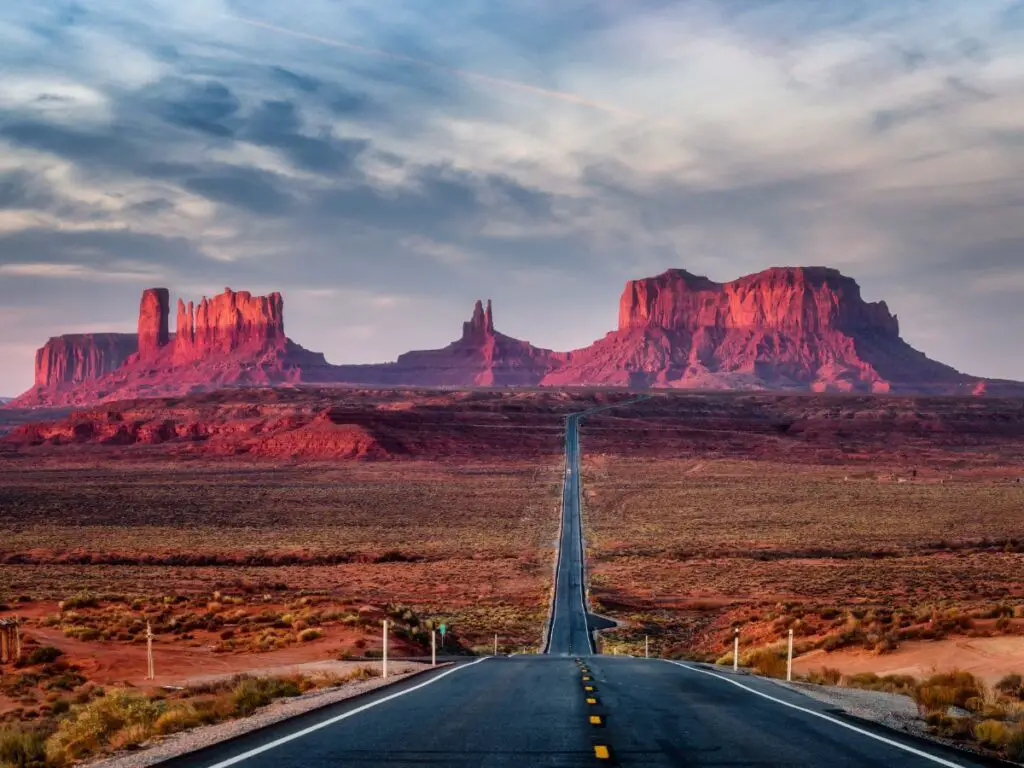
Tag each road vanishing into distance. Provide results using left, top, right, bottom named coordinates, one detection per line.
left=164, top=405, right=987, bottom=767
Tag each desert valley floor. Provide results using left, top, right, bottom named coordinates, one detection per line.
left=2, top=388, right=1024, bottom=760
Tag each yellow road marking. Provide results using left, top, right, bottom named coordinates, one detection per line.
left=594, top=745, right=611, bottom=759
left=582, top=675, right=592, bottom=681
left=584, top=685, right=594, bottom=691
left=589, top=715, right=603, bottom=725
left=586, top=697, right=597, bottom=704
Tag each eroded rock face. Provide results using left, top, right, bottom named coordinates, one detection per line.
left=618, top=267, right=900, bottom=336
left=137, top=288, right=170, bottom=360
left=33, top=334, right=138, bottom=389
left=174, top=288, right=285, bottom=361
left=546, top=267, right=965, bottom=392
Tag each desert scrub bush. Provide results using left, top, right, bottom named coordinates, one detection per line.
left=62, top=626, right=100, bottom=642
left=153, top=703, right=202, bottom=736
left=231, top=676, right=302, bottom=716
left=996, top=673, right=1024, bottom=701
left=0, top=726, right=49, bottom=768
left=974, top=719, right=1009, bottom=749
left=744, top=647, right=787, bottom=679
left=45, top=689, right=163, bottom=763
left=297, top=628, right=322, bottom=642
left=842, top=672, right=917, bottom=696
left=804, top=667, right=842, bottom=686
left=27, top=647, right=63, bottom=666
left=1007, top=728, right=1024, bottom=760
left=914, top=671, right=985, bottom=713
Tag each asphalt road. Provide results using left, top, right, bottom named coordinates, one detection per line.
left=161, top=408, right=990, bottom=767
left=544, top=413, right=594, bottom=656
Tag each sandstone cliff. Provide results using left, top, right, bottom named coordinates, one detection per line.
left=543, top=267, right=969, bottom=393
left=10, top=267, right=1016, bottom=405
left=14, top=287, right=331, bottom=406
left=137, top=288, right=170, bottom=360
left=33, top=334, right=138, bottom=390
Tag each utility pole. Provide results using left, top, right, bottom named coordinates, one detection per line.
left=382, top=620, right=389, bottom=679
left=733, top=629, right=740, bottom=673
left=431, top=630, right=436, bottom=667
left=787, top=629, right=794, bottom=683
left=146, top=622, right=155, bottom=681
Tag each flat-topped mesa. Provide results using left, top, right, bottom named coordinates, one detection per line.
left=137, top=288, right=170, bottom=360
left=33, top=333, right=137, bottom=388
left=175, top=288, right=285, bottom=361
left=618, top=267, right=900, bottom=337
left=462, top=299, right=495, bottom=342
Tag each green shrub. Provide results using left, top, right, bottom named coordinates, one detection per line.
left=297, top=628, right=322, bottom=643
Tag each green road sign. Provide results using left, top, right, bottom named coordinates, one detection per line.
left=439, top=624, right=447, bottom=636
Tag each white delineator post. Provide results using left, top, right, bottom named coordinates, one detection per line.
left=733, top=629, right=739, bottom=672
left=431, top=629, right=437, bottom=667
left=787, top=628, right=794, bottom=682
left=493, top=634, right=498, bottom=656
left=645, top=635, right=649, bottom=659
left=382, top=620, right=389, bottom=679
left=146, top=622, right=154, bottom=681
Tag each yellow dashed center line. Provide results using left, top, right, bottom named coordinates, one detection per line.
left=589, top=714, right=603, bottom=725
left=586, top=697, right=597, bottom=705
left=594, top=744, right=611, bottom=760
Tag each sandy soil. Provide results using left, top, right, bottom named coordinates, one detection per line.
left=19, top=621, right=419, bottom=689
left=794, top=636, right=1024, bottom=687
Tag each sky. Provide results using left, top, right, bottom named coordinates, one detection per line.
left=1, top=0, right=1023, bottom=394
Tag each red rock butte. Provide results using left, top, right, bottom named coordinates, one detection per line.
left=11, top=268, right=1022, bottom=407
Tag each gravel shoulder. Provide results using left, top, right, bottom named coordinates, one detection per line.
left=87, top=662, right=446, bottom=768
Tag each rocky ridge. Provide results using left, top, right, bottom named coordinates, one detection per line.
left=10, top=267, right=1018, bottom=406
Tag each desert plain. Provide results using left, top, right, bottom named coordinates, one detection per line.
left=2, top=388, right=1024, bottom=762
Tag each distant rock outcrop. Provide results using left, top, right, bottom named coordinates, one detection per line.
left=543, top=267, right=969, bottom=392
left=137, top=288, right=170, bottom=361
left=174, top=289, right=285, bottom=362
left=333, top=299, right=557, bottom=387
left=13, top=287, right=331, bottom=407
left=33, top=334, right=138, bottom=390
left=9, top=267, right=1020, bottom=406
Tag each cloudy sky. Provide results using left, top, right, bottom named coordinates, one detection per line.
left=1, top=0, right=1023, bottom=394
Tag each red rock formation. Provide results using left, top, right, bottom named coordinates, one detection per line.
left=10, top=268, right=1021, bottom=406
left=544, top=267, right=968, bottom=392
left=333, top=299, right=555, bottom=387
left=137, top=288, right=170, bottom=360
left=32, top=334, right=138, bottom=390
left=174, top=289, right=284, bottom=362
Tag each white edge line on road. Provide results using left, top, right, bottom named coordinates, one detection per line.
left=664, top=661, right=965, bottom=768
left=202, top=657, right=491, bottom=768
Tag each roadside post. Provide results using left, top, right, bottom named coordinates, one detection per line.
left=146, top=622, right=154, bottom=680
left=431, top=629, right=436, bottom=667
left=733, top=629, right=739, bottom=673
left=645, top=635, right=649, bottom=659
left=494, top=634, right=498, bottom=656
left=787, top=629, right=794, bottom=682
left=383, top=620, right=389, bottom=679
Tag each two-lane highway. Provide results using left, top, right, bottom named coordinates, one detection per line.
left=160, top=408, right=990, bottom=766
left=544, top=413, right=593, bottom=656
